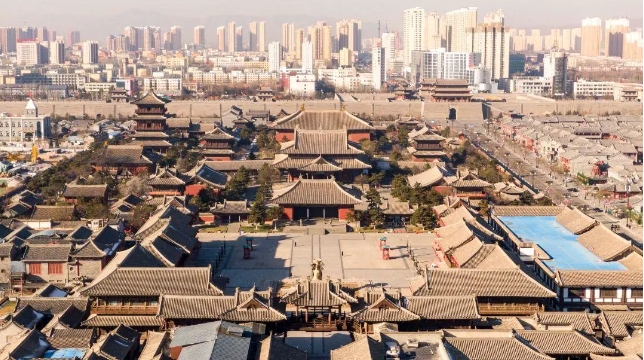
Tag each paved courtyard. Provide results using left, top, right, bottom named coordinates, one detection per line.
left=197, top=231, right=439, bottom=292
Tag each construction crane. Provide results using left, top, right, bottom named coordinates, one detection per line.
left=31, top=144, right=38, bottom=163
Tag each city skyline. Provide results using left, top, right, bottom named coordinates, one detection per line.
left=2, top=1, right=642, bottom=44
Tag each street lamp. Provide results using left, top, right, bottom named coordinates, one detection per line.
left=530, top=170, right=537, bottom=188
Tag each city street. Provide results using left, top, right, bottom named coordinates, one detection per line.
left=454, top=122, right=642, bottom=248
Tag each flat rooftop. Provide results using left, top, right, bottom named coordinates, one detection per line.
left=497, top=216, right=626, bottom=272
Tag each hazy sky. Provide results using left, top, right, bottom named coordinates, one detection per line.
left=1, top=0, right=642, bottom=43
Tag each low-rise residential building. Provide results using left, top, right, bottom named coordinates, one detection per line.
left=288, top=73, right=316, bottom=97
left=573, top=80, right=615, bottom=99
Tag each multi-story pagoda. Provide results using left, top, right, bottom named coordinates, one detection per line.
left=199, top=126, right=236, bottom=161
left=130, top=90, right=172, bottom=153
left=408, top=126, right=447, bottom=162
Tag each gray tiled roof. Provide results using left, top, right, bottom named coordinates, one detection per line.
left=281, top=129, right=364, bottom=155
left=444, top=337, right=553, bottom=360
left=210, top=333, right=251, bottom=360
left=271, top=179, right=362, bottom=206
left=194, top=164, right=228, bottom=187
left=405, top=296, right=480, bottom=320
left=211, top=200, right=250, bottom=214
left=23, top=244, right=71, bottom=262
left=257, top=336, right=307, bottom=360
left=9, top=330, right=50, bottom=360
left=202, top=160, right=272, bottom=171
left=272, top=110, right=374, bottom=130
left=280, top=279, right=358, bottom=306
left=170, top=321, right=220, bottom=347
left=82, top=314, right=164, bottom=327
left=412, top=268, right=556, bottom=298
left=598, top=311, right=643, bottom=338
left=62, top=184, right=108, bottom=198
left=31, top=205, right=76, bottom=221
left=177, top=340, right=215, bottom=360
left=534, top=312, right=595, bottom=335
left=80, top=267, right=223, bottom=297
left=48, top=328, right=96, bottom=348
left=16, top=298, right=89, bottom=315
left=555, top=270, right=643, bottom=288
left=515, top=330, right=616, bottom=355
left=330, top=335, right=386, bottom=360
left=103, top=145, right=152, bottom=165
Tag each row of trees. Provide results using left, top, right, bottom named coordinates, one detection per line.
left=248, top=164, right=283, bottom=226
left=391, top=174, right=443, bottom=229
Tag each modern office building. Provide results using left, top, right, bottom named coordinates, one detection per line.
left=82, top=41, right=99, bottom=64
left=67, top=30, right=81, bottom=47
left=581, top=17, right=602, bottom=56
left=468, top=22, right=510, bottom=80
left=249, top=21, right=266, bottom=52
left=543, top=51, right=568, bottom=97
left=16, top=40, right=41, bottom=66
left=605, top=18, right=629, bottom=57
left=194, top=26, right=205, bottom=47
left=169, top=26, right=181, bottom=51
left=426, top=12, right=442, bottom=50
left=336, top=19, right=361, bottom=52
left=381, top=32, right=396, bottom=70
left=227, top=22, right=236, bottom=52
left=217, top=26, right=225, bottom=51
left=49, top=41, right=65, bottom=64
left=339, top=48, right=353, bottom=67
left=445, top=7, right=477, bottom=52
left=268, top=41, right=281, bottom=72
left=623, top=31, right=643, bottom=60
left=249, top=22, right=258, bottom=52
left=372, top=46, right=386, bottom=90
left=301, top=40, right=313, bottom=72
left=36, top=27, right=49, bottom=42
left=308, top=24, right=332, bottom=62
left=509, top=53, right=526, bottom=76
left=295, top=29, right=305, bottom=60
left=529, top=29, right=543, bottom=52
left=282, top=23, right=295, bottom=55
left=411, top=48, right=482, bottom=85
left=124, top=27, right=139, bottom=50
left=258, top=21, right=266, bottom=52
left=403, top=7, right=426, bottom=65
left=235, top=26, right=243, bottom=52
left=483, top=9, right=505, bottom=25
left=0, top=27, right=18, bottom=53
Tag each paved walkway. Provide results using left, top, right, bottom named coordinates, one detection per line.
left=197, top=232, right=434, bottom=292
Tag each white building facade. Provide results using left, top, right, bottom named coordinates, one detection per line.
left=268, top=41, right=281, bottom=72
left=403, top=7, right=426, bottom=66
left=372, top=46, right=386, bottom=90
left=0, top=99, right=51, bottom=143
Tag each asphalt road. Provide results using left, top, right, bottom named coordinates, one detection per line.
left=453, top=122, right=642, bottom=248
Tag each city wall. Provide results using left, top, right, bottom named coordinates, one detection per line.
left=0, top=100, right=640, bottom=123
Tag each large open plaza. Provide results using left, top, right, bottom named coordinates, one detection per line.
left=196, top=231, right=439, bottom=292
